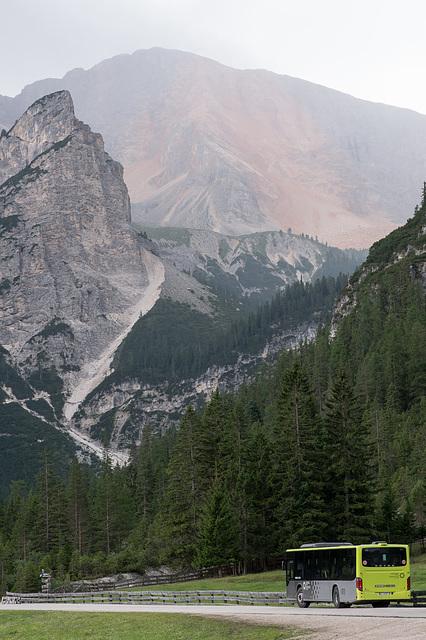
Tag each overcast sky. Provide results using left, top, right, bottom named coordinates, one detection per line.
left=2, top=0, right=426, bottom=115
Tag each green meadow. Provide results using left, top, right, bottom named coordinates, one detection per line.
left=0, top=611, right=307, bottom=640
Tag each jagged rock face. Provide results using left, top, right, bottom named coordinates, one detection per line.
left=0, top=91, right=163, bottom=414
left=146, top=226, right=366, bottom=302
left=74, top=321, right=319, bottom=449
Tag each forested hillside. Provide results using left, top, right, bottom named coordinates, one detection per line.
left=0, top=199, right=424, bottom=592
left=104, top=272, right=349, bottom=388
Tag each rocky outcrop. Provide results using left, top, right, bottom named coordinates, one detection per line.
left=146, top=226, right=366, bottom=303
left=71, top=321, right=319, bottom=448
left=0, top=91, right=164, bottom=416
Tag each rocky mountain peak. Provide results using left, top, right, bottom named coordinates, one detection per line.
left=0, top=91, right=164, bottom=420
left=0, top=91, right=77, bottom=184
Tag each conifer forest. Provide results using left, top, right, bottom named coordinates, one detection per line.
left=0, top=200, right=424, bottom=594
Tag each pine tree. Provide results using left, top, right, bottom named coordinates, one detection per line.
left=91, top=452, right=136, bottom=555
left=411, top=479, right=426, bottom=534
left=34, top=449, right=65, bottom=554
left=135, top=424, right=155, bottom=533
left=91, top=453, right=114, bottom=555
left=200, top=388, right=231, bottom=480
left=154, top=404, right=207, bottom=566
left=324, top=367, right=374, bottom=542
left=375, top=486, right=400, bottom=542
left=21, top=560, right=40, bottom=593
left=196, top=478, right=239, bottom=571
left=66, top=457, right=90, bottom=554
left=271, top=359, right=327, bottom=548
left=239, top=421, right=276, bottom=571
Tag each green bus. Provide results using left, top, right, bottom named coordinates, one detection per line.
left=286, top=541, right=411, bottom=608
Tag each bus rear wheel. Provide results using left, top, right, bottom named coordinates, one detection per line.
left=332, top=586, right=344, bottom=608
left=297, top=587, right=310, bottom=608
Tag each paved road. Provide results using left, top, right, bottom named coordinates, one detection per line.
left=1, top=601, right=425, bottom=616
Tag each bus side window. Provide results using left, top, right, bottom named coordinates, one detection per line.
left=330, top=549, right=342, bottom=579
left=342, top=549, right=356, bottom=580
left=305, top=555, right=312, bottom=579
left=319, top=549, right=330, bottom=579
left=295, top=552, right=303, bottom=579
left=313, top=551, right=320, bottom=579
left=286, top=559, right=294, bottom=582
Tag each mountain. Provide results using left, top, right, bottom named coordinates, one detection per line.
left=0, top=91, right=367, bottom=491
left=1, top=49, right=426, bottom=249
left=0, top=90, right=165, bottom=480
left=143, top=226, right=366, bottom=306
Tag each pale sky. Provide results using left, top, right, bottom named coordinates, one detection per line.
left=2, top=0, right=426, bottom=115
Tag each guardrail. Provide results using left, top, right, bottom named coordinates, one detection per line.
left=412, top=590, right=426, bottom=607
left=3, top=589, right=424, bottom=607
left=2, top=590, right=286, bottom=606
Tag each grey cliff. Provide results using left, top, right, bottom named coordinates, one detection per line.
left=0, top=91, right=164, bottom=419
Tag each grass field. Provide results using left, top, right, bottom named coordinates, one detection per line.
left=411, top=552, right=426, bottom=590
left=131, top=570, right=286, bottom=593
left=0, top=611, right=304, bottom=640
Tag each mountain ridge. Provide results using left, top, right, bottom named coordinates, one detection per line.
left=2, top=48, right=425, bottom=248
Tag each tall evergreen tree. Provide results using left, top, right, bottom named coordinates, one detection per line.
left=239, top=421, right=276, bottom=571
left=271, top=359, right=327, bottom=548
left=323, top=367, right=374, bottom=542
left=196, top=478, right=239, bottom=571
left=154, top=405, right=207, bottom=566
left=66, top=458, right=90, bottom=554
left=34, top=449, right=66, bottom=554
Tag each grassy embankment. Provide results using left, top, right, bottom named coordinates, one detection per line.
left=411, top=551, right=426, bottom=590
left=131, top=570, right=286, bottom=593
left=0, top=611, right=305, bottom=640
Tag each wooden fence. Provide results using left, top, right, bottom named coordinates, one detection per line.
left=2, top=589, right=286, bottom=606
left=53, top=566, right=239, bottom=593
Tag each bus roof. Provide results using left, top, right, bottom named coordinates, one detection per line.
left=300, top=542, right=353, bottom=548
left=286, top=541, right=408, bottom=552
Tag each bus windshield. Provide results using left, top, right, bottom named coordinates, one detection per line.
left=362, top=547, right=407, bottom=567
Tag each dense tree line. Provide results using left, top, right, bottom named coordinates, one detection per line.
left=0, top=203, right=424, bottom=594
left=103, top=273, right=349, bottom=388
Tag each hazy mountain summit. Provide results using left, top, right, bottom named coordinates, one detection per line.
left=1, top=48, right=426, bottom=249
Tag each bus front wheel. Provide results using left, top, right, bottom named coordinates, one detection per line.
left=297, top=587, right=310, bottom=608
